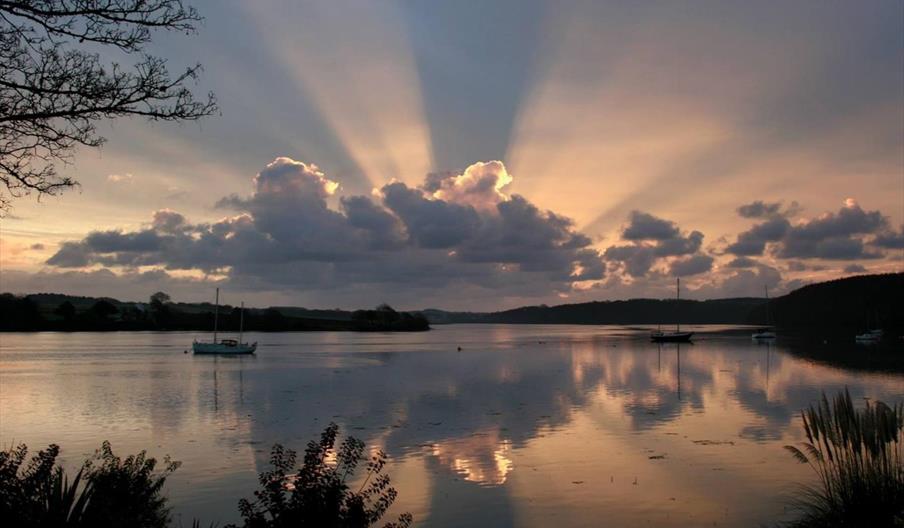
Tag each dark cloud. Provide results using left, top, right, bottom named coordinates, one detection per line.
left=381, top=181, right=480, bottom=249
left=775, top=201, right=887, bottom=260
left=46, top=242, right=91, bottom=267
left=843, top=264, right=867, bottom=273
left=726, top=257, right=757, bottom=268
left=654, top=230, right=703, bottom=256
left=736, top=200, right=801, bottom=219
left=726, top=217, right=790, bottom=256
left=622, top=211, right=680, bottom=241
left=730, top=200, right=890, bottom=261
left=46, top=158, right=603, bottom=305
left=151, top=209, right=188, bottom=234
left=604, top=211, right=708, bottom=278
left=29, top=243, right=45, bottom=250
left=603, top=245, right=658, bottom=278
left=669, top=255, right=714, bottom=277
left=737, top=201, right=782, bottom=218
left=872, top=226, right=904, bottom=249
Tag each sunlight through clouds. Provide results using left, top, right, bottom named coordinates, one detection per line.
left=242, top=0, right=434, bottom=188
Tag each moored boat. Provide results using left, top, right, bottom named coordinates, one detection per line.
left=854, top=329, right=883, bottom=344
left=652, top=277, right=693, bottom=343
left=752, top=285, right=776, bottom=341
left=651, top=330, right=694, bottom=343
left=192, top=289, right=256, bottom=355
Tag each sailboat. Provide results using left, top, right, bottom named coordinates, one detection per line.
left=855, top=310, right=883, bottom=344
left=651, top=277, right=694, bottom=342
left=193, top=288, right=257, bottom=354
left=751, top=285, right=777, bottom=341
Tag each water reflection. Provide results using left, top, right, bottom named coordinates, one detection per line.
left=1, top=327, right=901, bottom=527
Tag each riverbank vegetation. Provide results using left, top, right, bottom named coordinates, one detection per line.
left=784, top=389, right=903, bottom=527
left=0, top=293, right=428, bottom=332
left=0, top=441, right=177, bottom=527
left=0, top=425, right=410, bottom=528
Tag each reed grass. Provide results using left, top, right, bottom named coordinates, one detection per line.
left=784, top=388, right=903, bottom=527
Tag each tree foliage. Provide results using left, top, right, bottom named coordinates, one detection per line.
left=0, top=441, right=178, bottom=528
left=0, top=0, right=217, bottom=212
left=229, top=423, right=412, bottom=528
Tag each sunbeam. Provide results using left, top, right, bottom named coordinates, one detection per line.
left=242, top=0, right=434, bottom=189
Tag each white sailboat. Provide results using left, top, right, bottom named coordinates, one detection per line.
left=855, top=312, right=883, bottom=344
left=752, top=285, right=776, bottom=341
left=651, top=277, right=694, bottom=343
left=193, top=288, right=257, bottom=354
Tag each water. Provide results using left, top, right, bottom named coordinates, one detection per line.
left=1, top=325, right=902, bottom=527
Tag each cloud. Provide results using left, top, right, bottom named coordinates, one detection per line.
left=151, top=209, right=188, bottom=234
left=106, top=173, right=133, bottom=184
left=776, top=201, right=887, bottom=260
left=726, top=256, right=757, bottom=268
left=622, top=211, right=680, bottom=241
left=736, top=200, right=801, bottom=219
left=602, top=245, right=656, bottom=278
left=843, top=264, right=867, bottom=273
left=669, top=254, right=714, bottom=277
left=603, top=211, right=707, bottom=277
left=45, top=158, right=603, bottom=307
left=786, top=260, right=807, bottom=272
left=872, top=225, right=904, bottom=249
left=429, top=160, right=512, bottom=210
left=29, top=243, right=45, bottom=250
left=695, top=264, right=783, bottom=299
left=737, top=201, right=782, bottom=219
left=729, top=199, right=890, bottom=260
left=726, top=217, right=790, bottom=256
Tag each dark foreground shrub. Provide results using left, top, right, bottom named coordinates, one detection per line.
left=785, top=389, right=903, bottom=527
left=228, top=423, right=411, bottom=528
left=0, top=441, right=178, bottom=528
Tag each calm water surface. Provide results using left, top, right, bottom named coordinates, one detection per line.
left=1, top=325, right=902, bottom=527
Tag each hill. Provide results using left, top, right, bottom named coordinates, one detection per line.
left=424, top=273, right=904, bottom=332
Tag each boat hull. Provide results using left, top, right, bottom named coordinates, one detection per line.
left=192, top=342, right=257, bottom=355
left=752, top=331, right=776, bottom=340
left=651, top=332, right=694, bottom=343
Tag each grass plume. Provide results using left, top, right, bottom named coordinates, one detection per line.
left=784, top=388, right=903, bottom=527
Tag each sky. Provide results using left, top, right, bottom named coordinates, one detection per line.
left=1, top=0, right=903, bottom=311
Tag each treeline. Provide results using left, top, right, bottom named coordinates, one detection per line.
left=425, top=273, right=904, bottom=333
left=764, top=273, right=904, bottom=331
left=424, top=297, right=767, bottom=325
left=0, top=293, right=429, bottom=332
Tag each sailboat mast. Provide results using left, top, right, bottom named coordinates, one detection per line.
left=239, top=301, right=244, bottom=345
left=676, top=277, right=680, bottom=333
left=213, top=287, right=219, bottom=344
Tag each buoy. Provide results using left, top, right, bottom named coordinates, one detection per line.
left=457, top=346, right=462, bottom=351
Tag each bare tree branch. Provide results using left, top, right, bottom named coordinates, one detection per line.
left=0, top=0, right=218, bottom=214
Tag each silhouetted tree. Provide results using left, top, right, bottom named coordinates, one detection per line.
left=90, top=300, right=118, bottom=319
left=0, top=0, right=218, bottom=212
left=149, top=292, right=171, bottom=305
left=0, top=293, right=43, bottom=329
left=54, top=300, right=76, bottom=321
left=149, top=292, right=171, bottom=327
left=228, top=424, right=411, bottom=528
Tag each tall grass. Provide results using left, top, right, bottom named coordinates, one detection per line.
left=784, top=389, right=903, bottom=527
